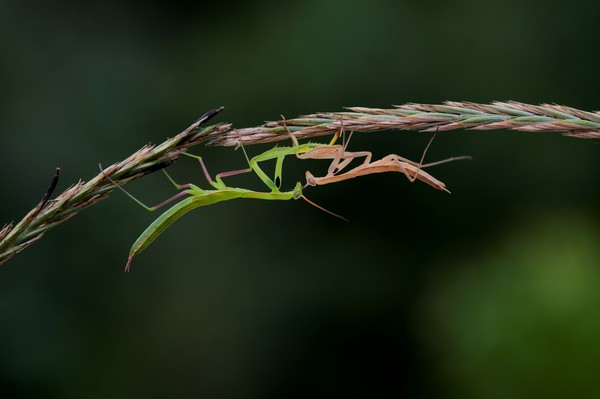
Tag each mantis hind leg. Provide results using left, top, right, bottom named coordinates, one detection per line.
left=393, top=134, right=441, bottom=183
left=200, top=136, right=283, bottom=192
left=182, top=152, right=258, bottom=190
left=181, top=152, right=226, bottom=189
left=99, top=164, right=194, bottom=212
left=403, top=134, right=437, bottom=183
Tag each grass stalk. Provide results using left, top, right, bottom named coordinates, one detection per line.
left=207, top=101, right=600, bottom=146
left=2, top=101, right=598, bottom=265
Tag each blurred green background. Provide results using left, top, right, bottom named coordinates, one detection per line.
left=1, top=0, right=599, bottom=397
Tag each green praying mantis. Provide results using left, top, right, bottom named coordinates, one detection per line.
left=103, top=136, right=343, bottom=271
left=104, top=114, right=470, bottom=271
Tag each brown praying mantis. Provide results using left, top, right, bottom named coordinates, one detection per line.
left=280, top=117, right=471, bottom=193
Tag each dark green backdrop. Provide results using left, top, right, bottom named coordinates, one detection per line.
left=1, top=1, right=599, bottom=398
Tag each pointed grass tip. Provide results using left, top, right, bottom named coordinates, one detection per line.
left=194, top=106, right=225, bottom=126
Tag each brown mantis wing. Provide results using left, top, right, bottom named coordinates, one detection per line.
left=305, top=154, right=450, bottom=193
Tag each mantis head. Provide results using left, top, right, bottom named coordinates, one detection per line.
left=292, top=182, right=303, bottom=200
